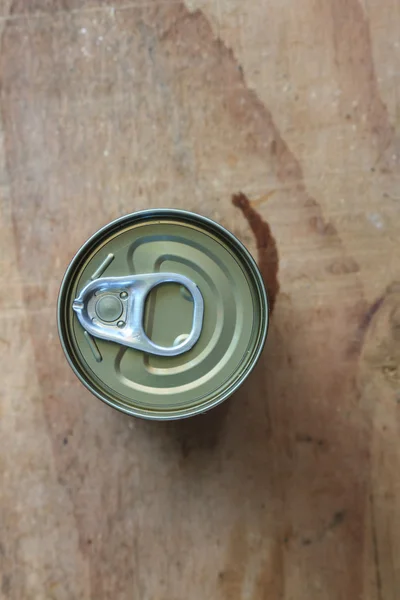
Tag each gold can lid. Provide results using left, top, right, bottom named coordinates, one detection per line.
left=58, top=210, right=268, bottom=419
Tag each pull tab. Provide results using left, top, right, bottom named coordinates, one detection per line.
left=72, top=273, right=204, bottom=357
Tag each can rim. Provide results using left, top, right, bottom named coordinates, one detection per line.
left=57, top=209, right=269, bottom=420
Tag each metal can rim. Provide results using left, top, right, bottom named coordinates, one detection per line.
left=57, top=208, right=269, bottom=420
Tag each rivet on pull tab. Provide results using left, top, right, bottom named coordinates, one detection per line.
left=72, top=273, right=204, bottom=357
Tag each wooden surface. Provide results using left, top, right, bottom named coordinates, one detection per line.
left=0, top=0, right=399, bottom=598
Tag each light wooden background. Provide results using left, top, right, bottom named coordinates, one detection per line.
left=0, top=0, right=399, bottom=598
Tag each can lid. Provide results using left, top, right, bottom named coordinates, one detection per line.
left=58, top=210, right=268, bottom=419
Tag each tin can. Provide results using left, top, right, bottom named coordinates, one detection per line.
left=57, top=209, right=268, bottom=420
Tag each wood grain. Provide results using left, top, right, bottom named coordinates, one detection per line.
left=0, top=1, right=399, bottom=598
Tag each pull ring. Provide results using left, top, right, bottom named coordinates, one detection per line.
left=72, top=273, right=204, bottom=357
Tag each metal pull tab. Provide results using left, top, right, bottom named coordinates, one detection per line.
left=72, top=273, right=204, bottom=357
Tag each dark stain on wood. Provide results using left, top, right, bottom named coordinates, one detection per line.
left=329, top=510, right=346, bottom=530
left=309, top=215, right=338, bottom=236
left=357, top=283, right=400, bottom=389
left=232, top=192, right=279, bottom=313
left=295, top=433, right=326, bottom=448
left=349, top=294, right=386, bottom=356
left=301, top=510, right=346, bottom=547
left=359, top=295, right=386, bottom=338
left=302, top=537, right=312, bottom=546
left=327, top=257, right=360, bottom=275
